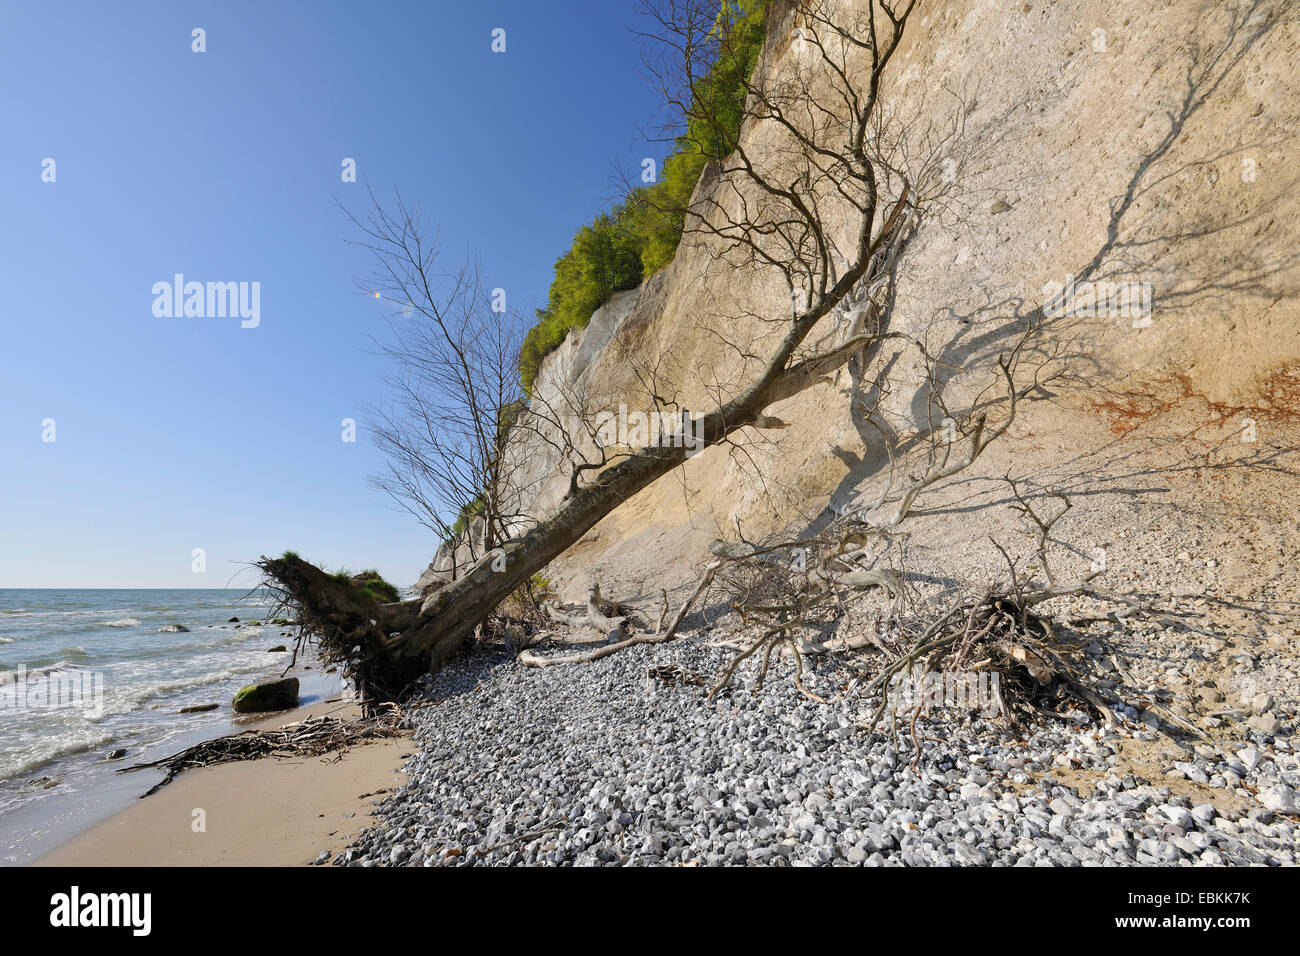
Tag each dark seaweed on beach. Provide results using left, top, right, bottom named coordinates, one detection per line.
left=116, top=705, right=410, bottom=797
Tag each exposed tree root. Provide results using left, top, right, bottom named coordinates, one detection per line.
left=518, top=564, right=722, bottom=668
left=543, top=583, right=638, bottom=635
left=257, top=554, right=425, bottom=709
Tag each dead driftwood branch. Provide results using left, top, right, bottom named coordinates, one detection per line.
left=116, top=705, right=410, bottom=797
left=691, top=466, right=1241, bottom=755
left=517, top=564, right=723, bottom=668
left=542, top=583, right=638, bottom=635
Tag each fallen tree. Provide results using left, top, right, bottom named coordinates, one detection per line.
left=262, top=0, right=939, bottom=701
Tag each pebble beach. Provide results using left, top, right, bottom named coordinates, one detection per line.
left=327, top=632, right=1299, bottom=867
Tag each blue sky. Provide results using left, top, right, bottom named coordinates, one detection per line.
left=0, top=1, right=667, bottom=588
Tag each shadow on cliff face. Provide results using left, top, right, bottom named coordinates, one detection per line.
left=432, top=1, right=1296, bottom=627
left=820, top=0, right=1297, bottom=535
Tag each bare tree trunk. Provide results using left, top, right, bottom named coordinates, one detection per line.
left=389, top=368, right=793, bottom=674
left=264, top=296, right=903, bottom=694
left=263, top=1, right=929, bottom=698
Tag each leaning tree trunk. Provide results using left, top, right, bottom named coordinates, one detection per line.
left=262, top=322, right=891, bottom=698
left=264, top=188, right=913, bottom=700
left=385, top=334, right=871, bottom=676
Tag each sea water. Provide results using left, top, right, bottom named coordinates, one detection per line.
left=0, top=588, right=344, bottom=863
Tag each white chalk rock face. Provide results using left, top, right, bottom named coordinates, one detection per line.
left=417, top=0, right=1300, bottom=612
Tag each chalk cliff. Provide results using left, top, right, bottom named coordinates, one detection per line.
left=422, top=0, right=1300, bottom=616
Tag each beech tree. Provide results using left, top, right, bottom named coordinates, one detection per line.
left=263, top=0, right=966, bottom=701
left=351, top=193, right=530, bottom=578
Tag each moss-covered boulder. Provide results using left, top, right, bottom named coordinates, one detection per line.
left=231, top=677, right=299, bottom=714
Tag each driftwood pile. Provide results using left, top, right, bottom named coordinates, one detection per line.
left=117, top=705, right=409, bottom=797
left=852, top=592, right=1104, bottom=728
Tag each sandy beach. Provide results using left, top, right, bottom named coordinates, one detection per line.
left=33, top=699, right=410, bottom=867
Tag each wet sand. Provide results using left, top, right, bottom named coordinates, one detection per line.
left=33, top=699, right=409, bottom=866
